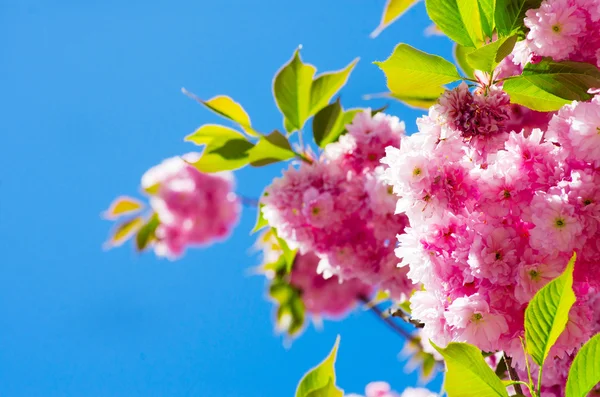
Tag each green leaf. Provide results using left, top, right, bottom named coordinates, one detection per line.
left=103, top=196, right=144, bottom=220
left=456, top=0, right=485, bottom=45
left=273, top=228, right=297, bottom=273
left=525, top=252, right=577, bottom=367
left=252, top=204, right=268, bottom=234
left=432, top=341, right=509, bottom=397
left=520, top=59, right=600, bottom=100
left=466, top=35, right=518, bottom=72
left=370, top=0, right=420, bottom=38
left=192, top=93, right=258, bottom=136
left=105, top=216, right=144, bottom=248
left=305, top=379, right=343, bottom=397
left=274, top=48, right=316, bottom=132
left=454, top=44, right=476, bottom=78
left=495, top=0, right=543, bottom=37
left=312, top=98, right=344, bottom=148
left=566, top=333, right=600, bottom=397
left=185, top=124, right=254, bottom=172
left=249, top=130, right=295, bottom=167
left=185, top=123, right=245, bottom=146
left=425, top=0, right=476, bottom=47
left=309, top=58, right=358, bottom=117
left=136, top=213, right=160, bottom=251
left=478, top=0, right=496, bottom=39
left=295, top=336, right=342, bottom=397
left=390, top=86, right=445, bottom=109
left=503, top=77, right=571, bottom=111
left=375, top=44, right=462, bottom=99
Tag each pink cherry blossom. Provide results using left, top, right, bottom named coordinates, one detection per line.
left=141, top=154, right=240, bottom=259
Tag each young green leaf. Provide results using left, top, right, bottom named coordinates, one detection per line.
left=390, top=86, right=444, bottom=109
left=251, top=203, right=268, bottom=234
left=457, top=0, right=485, bottom=45
left=425, top=0, right=476, bottom=47
left=103, top=196, right=144, bottom=220
left=185, top=91, right=258, bottom=136
left=249, top=130, right=295, bottom=167
left=185, top=124, right=254, bottom=172
left=136, top=213, right=160, bottom=251
left=522, top=59, right=600, bottom=100
left=309, top=58, right=358, bottom=117
left=185, top=124, right=248, bottom=146
left=432, top=341, right=509, bottom=397
left=495, top=0, right=543, bottom=37
left=375, top=44, right=461, bottom=98
left=273, top=49, right=316, bottom=133
left=503, top=78, right=570, bottom=111
left=525, top=253, right=577, bottom=367
left=105, top=217, right=144, bottom=248
left=466, top=35, right=518, bottom=72
left=566, top=333, right=600, bottom=397
left=370, top=0, right=420, bottom=38
left=295, top=336, right=343, bottom=397
left=478, top=0, right=496, bottom=39
left=312, top=98, right=344, bottom=148
left=454, top=44, right=476, bottom=78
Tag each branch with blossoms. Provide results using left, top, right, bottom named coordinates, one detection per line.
left=103, top=0, right=600, bottom=395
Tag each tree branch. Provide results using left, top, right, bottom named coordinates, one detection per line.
left=504, top=355, right=525, bottom=396
left=358, top=295, right=419, bottom=343
left=388, top=307, right=425, bottom=328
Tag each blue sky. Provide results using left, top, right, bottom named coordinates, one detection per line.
left=1, top=1, right=453, bottom=396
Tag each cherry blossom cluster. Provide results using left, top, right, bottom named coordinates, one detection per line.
left=346, top=382, right=436, bottom=397
left=262, top=110, right=413, bottom=301
left=511, top=0, right=600, bottom=67
left=256, top=231, right=372, bottom=319
left=141, top=153, right=240, bottom=258
left=383, top=88, right=600, bottom=393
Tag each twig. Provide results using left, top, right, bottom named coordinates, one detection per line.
left=359, top=296, right=419, bottom=343
left=389, top=308, right=425, bottom=328
left=504, top=355, right=525, bottom=396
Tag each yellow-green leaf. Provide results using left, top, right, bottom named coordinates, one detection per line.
left=454, top=44, right=476, bottom=78
left=136, top=213, right=160, bottom=251
left=197, top=94, right=258, bottom=136
left=390, top=85, right=444, bottom=109
left=105, top=217, right=144, bottom=248
left=375, top=44, right=461, bottom=98
left=249, top=130, right=295, bottom=167
left=312, top=98, right=344, bottom=148
left=296, top=336, right=343, bottom=397
left=309, top=58, right=358, bottom=117
left=185, top=124, right=254, bottom=172
left=566, top=333, right=600, bottom=397
left=425, top=0, right=475, bottom=47
left=103, top=196, right=144, bottom=220
left=525, top=253, right=577, bottom=367
left=273, top=49, right=316, bottom=132
left=252, top=203, right=268, bottom=234
left=503, top=77, right=571, bottom=111
left=466, top=35, right=517, bottom=72
left=432, top=341, right=509, bottom=397
left=185, top=124, right=244, bottom=146
left=457, top=0, right=485, bottom=45
left=370, top=0, right=421, bottom=38
left=495, top=0, right=543, bottom=37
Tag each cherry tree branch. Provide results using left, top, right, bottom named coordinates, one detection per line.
left=504, top=355, right=525, bottom=396
left=388, top=307, right=425, bottom=328
left=358, top=295, right=419, bottom=343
